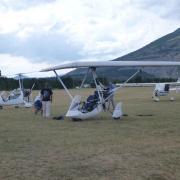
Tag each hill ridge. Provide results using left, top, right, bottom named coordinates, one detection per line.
left=67, top=28, right=180, bottom=80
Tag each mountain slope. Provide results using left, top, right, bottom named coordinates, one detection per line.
left=114, top=28, right=180, bottom=62
left=66, top=28, right=180, bottom=80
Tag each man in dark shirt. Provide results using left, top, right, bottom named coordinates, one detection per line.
left=41, top=83, right=53, bottom=118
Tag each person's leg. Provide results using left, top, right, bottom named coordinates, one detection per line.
left=111, top=95, right=115, bottom=110
left=107, top=95, right=113, bottom=110
left=46, top=101, right=51, bottom=118
left=42, top=101, right=46, bottom=117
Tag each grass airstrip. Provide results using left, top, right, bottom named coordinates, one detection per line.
left=0, top=87, right=180, bottom=180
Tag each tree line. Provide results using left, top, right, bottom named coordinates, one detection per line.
left=0, top=75, right=177, bottom=91
left=0, top=76, right=78, bottom=90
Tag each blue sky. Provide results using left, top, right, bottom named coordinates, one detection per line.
left=0, top=0, right=180, bottom=77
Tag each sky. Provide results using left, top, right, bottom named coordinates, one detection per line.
left=0, top=0, right=180, bottom=77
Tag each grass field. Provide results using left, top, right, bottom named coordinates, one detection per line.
left=0, top=87, right=180, bottom=180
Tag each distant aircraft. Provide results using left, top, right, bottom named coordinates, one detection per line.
left=117, top=78, right=180, bottom=101
left=152, top=79, right=180, bottom=101
left=0, top=74, right=35, bottom=108
left=41, top=61, right=180, bottom=120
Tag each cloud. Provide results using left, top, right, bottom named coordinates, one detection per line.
left=134, top=0, right=180, bottom=20
left=0, top=0, right=56, bottom=10
left=0, top=53, right=72, bottom=77
left=0, top=31, right=84, bottom=62
left=0, top=0, right=180, bottom=76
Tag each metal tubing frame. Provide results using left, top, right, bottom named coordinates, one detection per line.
left=91, top=68, right=103, bottom=103
left=18, top=74, right=23, bottom=91
left=104, top=69, right=141, bottom=102
left=54, top=70, right=73, bottom=100
left=80, top=68, right=90, bottom=89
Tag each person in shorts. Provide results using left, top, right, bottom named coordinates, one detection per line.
left=41, top=83, right=53, bottom=118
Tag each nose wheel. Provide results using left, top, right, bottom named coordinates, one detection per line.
left=153, top=97, right=160, bottom=102
left=112, top=102, right=123, bottom=119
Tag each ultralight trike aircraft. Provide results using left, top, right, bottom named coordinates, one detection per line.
left=0, top=74, right=35, bottom=108
left=41, top=61, right=180, bottom=120
left=116, top=78, right=180, bottom=102
left=151, top=80, right=180, bottom=101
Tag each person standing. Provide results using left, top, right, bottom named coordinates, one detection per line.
left=107, top=82, right=116, bottom=110
left=41, top=83, right=53, bottom=118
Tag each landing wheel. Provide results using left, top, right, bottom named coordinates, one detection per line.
left=0, top=106, right=3, bottom=110
left=153, top=97, right=160, bottom=102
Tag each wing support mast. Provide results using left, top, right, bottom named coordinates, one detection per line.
left=104, top=69, right=141, bottom=102
left=18, top=74, right=23, bottom=91
left=53, top=70, right=73, bottom=100
left=118, top=69, right=141, bottom=89
left=91, top=67, right=103, bottom=103
left=80, top=68, right=90, bottom=89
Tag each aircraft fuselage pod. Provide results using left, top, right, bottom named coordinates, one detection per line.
left=154, top=83, right=170, bottom=96
left=153, top=83, right=174, bottom=101
left=0, top=90, right=24, bottom=106
left=0, top=74, right=34, bottom=108
left=66, top=95, right=103, bottom=120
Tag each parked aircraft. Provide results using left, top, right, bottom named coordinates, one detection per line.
left=116, top=78, right=180, bottom=101
left=0, top=74, right=35, bottom=108
left=41, top=61, right=180, bottom=120
left=152, top=79, right=180, bottom=101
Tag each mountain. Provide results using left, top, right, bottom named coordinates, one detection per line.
left=66, top=28, right=180, bottom=81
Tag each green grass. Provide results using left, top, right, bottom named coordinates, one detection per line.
left=0, top=87, right=180, bottom=180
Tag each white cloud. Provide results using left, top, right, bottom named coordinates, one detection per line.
left=0, top=0, right=180, bottom=76
left=0, top=54, right=72, bottom=77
